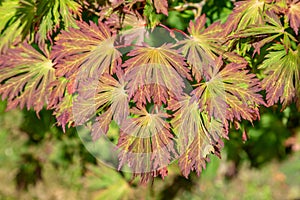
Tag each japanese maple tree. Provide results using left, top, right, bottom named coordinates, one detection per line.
left=0, top=0, right=299, bottom=183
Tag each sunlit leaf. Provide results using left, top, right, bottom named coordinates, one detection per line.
left=224, top=0, right=267, bottom=35
left=117, top=107, right=175, bottom=182
left=259, top=44, right=300, bottom=109
left=0, top=0, right=81, bottom=52
left=52, top=20, right=122, bottom=93
left=287, top=0, right=300, bottom=35
left=88, top=74, right=129, bottom=140
left=169, top=95, right=226, bottom=177
left=232, top=11, right=297, bottom=54
left=52, top=92, right=74, bottom=132
left=123, top=44, right=191, bottom=105
left=0, top=42, right=55, bottom=113
left=178, top=15, right=245, bottom=81
left=37, top=0, right=82, bottom=41
left=192, top=58, right=265, bottom=123
left=0, top=0, right=22, bottom=53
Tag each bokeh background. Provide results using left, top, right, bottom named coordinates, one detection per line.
left=1, top=0, right=300, bottom=199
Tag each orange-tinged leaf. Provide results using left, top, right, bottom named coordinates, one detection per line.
left=178, top=15, right=246, bottom=81
left=0, top=42, right=55, bottom=113
left=123, top=44, right=191, bottom=105
left=192, top=58, right=265, bottom=123
left=169, top=96, right=226, bottom=177
left=152, top=0, right=168, bottom=16
left=53, top=92, right=74, bottom=132
left=81, top=74, right=129, bottom=139
left=287, top=0, right=300, bottom=35
left=117, top=107, right=175, bottom=181
left=52, top=20, right=122, bottom=93
left=259, top=44, right=300, bottom=109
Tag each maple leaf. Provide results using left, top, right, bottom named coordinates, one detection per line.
left=36, top=0, right=82, bottom=41
left=259, top=44, right=300, bottom=109
left=85, top=74, right=129, bottom=140
left=52, top=19, right=122, bottom=93
left=53, top=92, right=74, bottom=132
left=232, top=11, right=297, bottom=55
left=0, top=0, right=22, bottom=52
left=169, top=95, right=227, bottom=154
left=117, top=106, right=176, bottom=182
left=0, top=42, right=55, bottom=113
left=122, top=44, right=191, bottom=105
left=192, top=58, right=265, bottom=123
left=47, top=77, right=69, bottom=110
left=152, top=0, right=168, bottom=16
left=0, top=0, right=81, bottom=52
left=168, top=95, right=226, bottom=177
left=224, top=0, right=268, bottom=35
left=46, top=76, right=74, bottom=132
left=106, top=12, right=147, bottom=46
left=177, top=15, right=245, bottom=82
left=287, top=0, right=300, bottom=35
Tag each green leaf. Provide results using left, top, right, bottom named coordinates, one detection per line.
left=224, top=0, right=266, bottom=35
left=259, top=44, right=300, bottom=109
left=232, top=11, right=297, bottom=55
left=37, top=0, right=81, bottom=41
left=0, top=0, right=23, bottom=52
left=0, top=0, right=81, bottom=52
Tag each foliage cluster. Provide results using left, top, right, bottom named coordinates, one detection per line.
left=0, top=0, right=300, bottom=183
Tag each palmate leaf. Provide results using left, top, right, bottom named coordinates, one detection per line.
left=152, top=0, right=168, bottom=16
left=287, top=0, right=300, bottom=35
left=178, top=15, right=245, bottom=82
left=232, top=11, right=297, bottom=54
left=106, top=12, right=147, bottom=46
left=52, top=19, right=122, bottom=93
left=53, top=92, right=74, bottom=132
left=192, top=58, right=265, bottom=124
left=117, top=107, right=175, bottom=183
left=168, top=95, right=226, bottom=177
left=36, top=0, right=82, bottom=41
left=87, top=74, right=129, bottom=140
left=259, top=44, right=300, bottom=109
left=0, top=0, right=81, bottom=53
left=46, top=77, right=73, bottom=131
left=224, top=0, right=268, bottom=35
left=122, top=44, right=191, bottom=105
left=0, top=0, right=18, bottom=33
left=0, top=42, right=55, bottom=113
left=0, top=0, right=22, bottom=52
